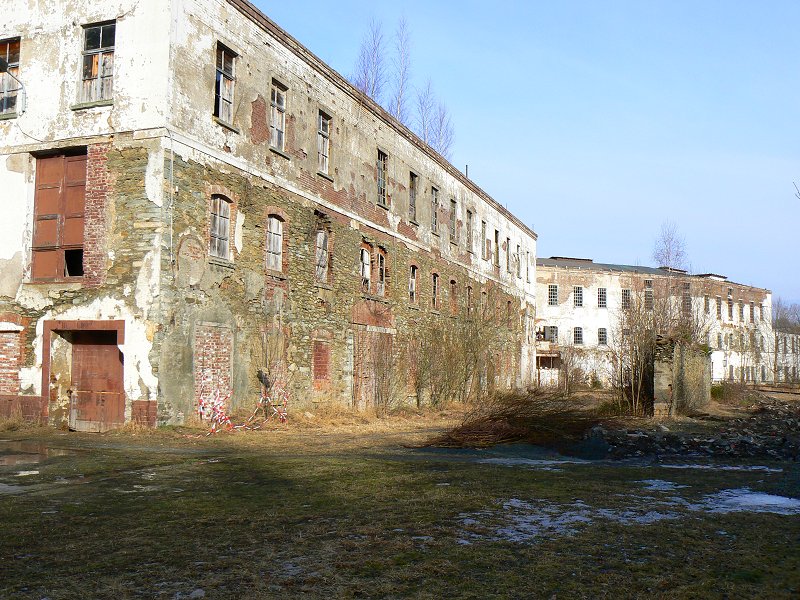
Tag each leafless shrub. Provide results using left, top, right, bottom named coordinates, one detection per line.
left=422, top=389, right=602, bottom=449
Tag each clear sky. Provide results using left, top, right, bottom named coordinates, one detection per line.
left=254, top=1, right=800, bottom=304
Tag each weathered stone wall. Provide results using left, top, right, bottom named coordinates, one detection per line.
left=654, top=337, right=711, bottom=418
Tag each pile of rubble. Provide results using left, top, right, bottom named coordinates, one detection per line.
left=591, top=397, right=800, bottom=460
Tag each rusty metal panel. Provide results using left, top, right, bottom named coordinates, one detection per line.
left=69, top=331, right=124, bottom=432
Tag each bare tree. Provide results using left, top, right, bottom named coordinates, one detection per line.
left=388, top=18, right=411, bottom=125
left=352, top=19, right=386, bottom=103
left=430, top=101, right=454, bottom=159
left=414, top=79, right=435, bottom=145
left=652, top=221, right=687, bottom=271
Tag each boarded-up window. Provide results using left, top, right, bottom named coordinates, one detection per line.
left=312, top=340, right=330, bottom=385
left=32, top=152, right=87, bottom=280
left=315, top=228, right=330, bottom=282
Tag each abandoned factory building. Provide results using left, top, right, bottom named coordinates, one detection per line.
left=0, top=0, right=538, bottom=429
left=535, top=257, right=798, bottom=387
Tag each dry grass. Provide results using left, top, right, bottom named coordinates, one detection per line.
left=422, top=390, right=606, bottom=449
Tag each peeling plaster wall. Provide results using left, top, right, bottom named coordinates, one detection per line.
left=2, top=0, right=172, bottom=147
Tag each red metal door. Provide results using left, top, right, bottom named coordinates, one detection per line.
left=352, top=327, right=393, bottom=411
left=69, top=331, right=124, bottom=432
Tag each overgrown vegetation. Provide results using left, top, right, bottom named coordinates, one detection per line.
left=423, top=390, right=603, bottom=449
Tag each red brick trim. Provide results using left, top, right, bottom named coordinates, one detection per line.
left=84, top=143, right=112, bottom=287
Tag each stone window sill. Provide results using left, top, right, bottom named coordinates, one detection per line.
left=213, top=117, right=240, bottom=134
left=409, top=219, right=419, bottom=226
left=208, top=256, right=235, bottom=269
left=376, top=202, right=389, bottom=211
left=0, top=112, right=18, bottom=121
left=408, top=304, right=420, bottom=311
left=270, top=146, right=291, bottom=161
left=317, top=171, right=333, bottom=182
left=71, top=99, right=114, bottom=111
left=266, top=269, right=287, bottom=280
left=315, top=281, right=333, bottom=291
left=361, top=293, right=389, bottom=304
left=25, top=279, right=83, bottom=288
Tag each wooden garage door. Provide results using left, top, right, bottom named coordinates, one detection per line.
left=69, top=330, right=124, bottom=432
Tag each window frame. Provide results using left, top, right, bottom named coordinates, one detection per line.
left=573, top=286, right=583, bottom=308
left=597, top=287, right=607, bottom=308
left=431, top=272, right=439, bottom=310
left=270, top=79, right=287, bottom=151
left=466, top=210, right=474, bottom=252
left=81, top=21, right=116, bottom=104
left=573, top=327, right=583, bottom=345
left=450, top=199, right=457, bottom=243
left=408, top=172, right=418, bottom=222
left=548, top=284, right=558, bottom=306
left=376, top=150, right=388, bottom=208
left=431, top=187, right=439, bottom=233
left=314, top=227, right=331, bottom=283
left=621, top=288, right=632, bottom=310
left=266, top=214, right=284, bottom=272
left=0, top=38, right=21, bottom=115
left=214, top=43, right=236, bottom=124
left=209, top=194, right=232, bottom=260
left=409, top=264, right=418, bottom=304
left=598, top=327, right=608, bottom=346
left=317, top=110, right=331, bottom=174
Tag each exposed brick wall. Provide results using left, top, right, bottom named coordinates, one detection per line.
left=0, top=332, right=22, bottom=394
left=312, top=340, right=331, bottom=389
left=193, top=323, right=234, bottom=404
left=83, top=143, right=111, bottom=287
left=250, top=94, right=269, bottom=145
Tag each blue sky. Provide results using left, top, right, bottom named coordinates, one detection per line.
left=255, top=1, right=800, bottom=304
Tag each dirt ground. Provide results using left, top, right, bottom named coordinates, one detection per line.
left=1, top=402, right=799, bottom=599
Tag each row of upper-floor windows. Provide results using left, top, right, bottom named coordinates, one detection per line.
left=210, top=43, right=531, bottom=280
left=545, top=282, right=765, bottom=321
left=538, top=325, right=608, bottom=347
left=210, top=194, right=518, bottom=321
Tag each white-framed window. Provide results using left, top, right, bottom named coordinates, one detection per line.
left=409, top=265, right=417, bottom=304
left=516, top=245, right=521, bottom=278
left=749, top=301, right=755, bottom=323
left=266, top=215, right=283, bottom=271
left=317, top=110, right=330, bottom=173
left=377, top=150, right=388, bottom=207
left=270, top=80, right=287, bottom=150
left=548, top=284, right=558, bottom=306
left=545, top=326, right=558, bottom=343
left=209, top=194, right=231, bottom=259
left=598, top=328, right=608, bottom=346
left=505, top=237, right=511, bottom=272
left=493, top=230, right=500, bottom=266
left=682, top=282, right=692, bottom=315
left=645, top=288, right=654, bottom=311
left=716, top=297, right=722, bottom=319
left=597, top=287, right=607, bottom=308
left=622, top=288, right=632, bottom=310
left=360, top=247, right=371, bottom=292
left=704, top=295, right=710, bottom=313
left=573, top=327, right=583, bottom=345
left=81, top=22, right=115, bottom=103
left=481, top=221, right=487, bottom=259
left=408, top=172, right=417, bottom=222
left=573, top=286, right=583, bottom=308
left=0, top=38, right=21, bottom=114
left=314, top=228, right=330, bottom=282
left=214, top=43, right=235, bottom=123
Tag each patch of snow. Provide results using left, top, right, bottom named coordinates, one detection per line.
left=701, top=488, right=800, bottom=515
left=15, top=470, right=39, bottom=477
left=478, top=457, right=588, bottom=468
left=638, top=479, right=687, bottom=492
left=660, top=464, right=782, bottom=473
